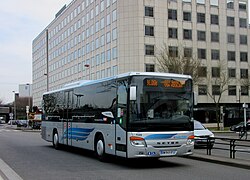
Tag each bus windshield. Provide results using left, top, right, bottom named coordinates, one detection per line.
left=128, top=76, right=193, bottom=132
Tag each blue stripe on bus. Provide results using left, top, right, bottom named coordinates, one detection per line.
left=62, top=128, right=94, bottom=141
left=144, top=134, right=177, bottom=140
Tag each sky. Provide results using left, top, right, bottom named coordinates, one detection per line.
left=0, top=0, right=249, bottom=104
left=0, top=0, right=72, bottom=103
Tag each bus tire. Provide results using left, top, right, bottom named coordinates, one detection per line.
left=95, top=134, right=106, bottom=161
left=53, top=130, right=60, bottom=150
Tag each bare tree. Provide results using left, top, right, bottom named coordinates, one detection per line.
left=156, top=43, right=202, bottom=84
left=207, top=62, right=229, bottom=129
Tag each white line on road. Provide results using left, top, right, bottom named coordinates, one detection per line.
left=0, top=159, right=23, bottom=180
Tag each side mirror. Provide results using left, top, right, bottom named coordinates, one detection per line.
left=130, top=86, right=137, bottom=101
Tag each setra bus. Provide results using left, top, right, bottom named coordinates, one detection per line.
left=41, top=72, right=194, bottom=160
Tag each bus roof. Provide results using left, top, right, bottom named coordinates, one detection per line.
left=43, top=72, right=192, bottom=95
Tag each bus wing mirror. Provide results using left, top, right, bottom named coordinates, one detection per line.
left=130, top=86, right=137, bottom=101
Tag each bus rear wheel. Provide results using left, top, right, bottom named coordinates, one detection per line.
left=53, top=131, right=60, bottom=150
left=95, top=135, right=106, bottom=161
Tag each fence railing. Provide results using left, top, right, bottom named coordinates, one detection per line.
left=206, top=137, right=250, bottom=159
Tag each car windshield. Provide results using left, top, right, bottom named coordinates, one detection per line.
left=194, top=121, right=206, bottom=130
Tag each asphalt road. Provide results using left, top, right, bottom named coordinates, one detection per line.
left=0, top=125, right=249, bottom=180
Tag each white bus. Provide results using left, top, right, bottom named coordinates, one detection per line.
left=41, top=72, right=194, bottom=160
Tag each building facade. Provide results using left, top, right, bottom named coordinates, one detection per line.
left=32, top=0, right=250, bottom=123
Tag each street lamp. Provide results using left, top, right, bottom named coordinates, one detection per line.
left=84, top=64, right=90, bottom=80
left=26, top=83, right=31, bottom=110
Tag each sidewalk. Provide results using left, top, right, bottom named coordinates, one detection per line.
left=187, top=151, right=250, bottom=170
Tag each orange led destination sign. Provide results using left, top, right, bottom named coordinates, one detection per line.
left=161, top=80, right=183, bottom=88
left=145, top=79, right=184, bottom=88
left=146, top=79, right=158, bottom=87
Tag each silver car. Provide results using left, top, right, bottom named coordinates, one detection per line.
left=194, top=120, right=214, bottom=148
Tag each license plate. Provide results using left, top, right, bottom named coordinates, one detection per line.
left=160, top=150, right=177, bottom=156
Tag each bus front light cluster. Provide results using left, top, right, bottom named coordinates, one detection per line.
left=130, top=136, right=146, bottom=147
left=187, top=135, right=194, bottom=145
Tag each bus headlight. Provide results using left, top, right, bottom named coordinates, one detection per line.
left=130, top=136, right=146, bottom=147
left=187, top=135, right=194, bottom=145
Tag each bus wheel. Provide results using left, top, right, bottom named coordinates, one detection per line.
left=95, top=135, right=106, bottom=161
left=53, top=131, right=60, bottom=150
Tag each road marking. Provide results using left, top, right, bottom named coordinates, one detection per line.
left=0, top=159, right=23, bottom=180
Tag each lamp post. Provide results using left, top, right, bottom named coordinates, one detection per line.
left=26, top=83, right=31, bottom=127
left=26, top=83, right=31, bottom=110
left=12, top=91, right=16, bottom=121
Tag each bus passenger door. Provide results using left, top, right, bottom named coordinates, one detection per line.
left=115, top=81, right=128, bottom=157
left=64, top=91, right=73, bottom=146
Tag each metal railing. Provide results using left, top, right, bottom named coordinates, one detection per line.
left=206, top=137, right=250, bottom=159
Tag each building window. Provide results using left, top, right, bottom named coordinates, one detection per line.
left=240, top=52, right=248, bottom=62
left=197, top=31, right=206, bottom=41
left=169, top=46, right=178, bottom=57
left=227, top=51, right=235, bottom=61
left=241, top=86, right=249, bottom=96
left=239, top=18, right=247, bottom=28
left=211, top=14, right=219, bottom=25
left=145, top=64, right=155, bottom=72
left=212, top=85, right=220, bottom=95
left=112, top=28, right=117, bottom=40
left=145, top=6, right=154, bottom=17
left=228, top=68, right=236, bottom=78
left=145, top=45, right=154, bottom=55
left=239, top=1, right=247, bottom=11
left=227, top=16, right=234, bottom=26
left=145, top=26, right=154, bottom=36
left=112, top=47, right=117, bottom=59
left=183, top=12, right=191, bottom=21
left=240, top=35, right=247, bottom=45
left=240, top=69, right=248, bottom=79
left=197, top=13, right=205, bottom=23
left=211, top=49, right=220, bottom=60
left=227, top=0, right=234, bottom=9
left=184, top=48, right=192, bottom=58
left=228, top=86, right=236, bottom=96
left=197, top=0, right=205, bottom=4
left=211, top=32, right=219, bottom=42
left=198, top=67, right=207, bottom=77
left=106, top=32, right=111, bottom=43
left=198, top=49, right=206, bottom=59
left=198, top=85, right=207, bottom=95
left=169, top=28, right=178, bottom=38
left=212, top=67, right=220, bottom=77
left=112, top=9, right=117, bottom=22
left=227, top=34, right=235, bottom=43
left=210, top=0, right=218, bottom=6
left=168, top=9, right=177, bottom=20
left=183, top=29, right=192, bottom=40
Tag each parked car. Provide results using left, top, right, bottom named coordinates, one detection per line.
left=8, top=120, right=17, bottom=125
left=16, top=120, right=28, bottom=127
left=194, top=120, right=214, bottom=148
left=230, top=121, right=250, bottom=132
